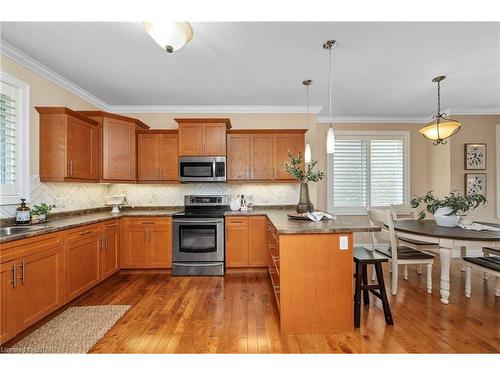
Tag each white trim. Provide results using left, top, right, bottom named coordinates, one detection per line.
left=496, top=124, right=500, bottom=218
left=110, top=105, right=323, bottom=114
left=447, top=107, right=500, bottom=116
left=317, top=115, right=432, bottom=124
left=0, top=71, right=30, bottom=205
left=0, top=39, right=109, bottom=110
left=327, top=130, right=410, bottom=216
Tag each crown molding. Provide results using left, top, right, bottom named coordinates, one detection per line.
left=109, top=105, right=323, bottom=114
left=1, top=39, right=110, bottom=110
left=316, top=115, right=432, bottom=124
left=446, top=107, right=500, bottom=116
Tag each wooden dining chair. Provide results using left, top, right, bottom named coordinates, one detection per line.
left=367, top=209, right=435, bottom=295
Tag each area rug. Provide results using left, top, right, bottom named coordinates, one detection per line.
left=5, top=305, right=130, bottom=353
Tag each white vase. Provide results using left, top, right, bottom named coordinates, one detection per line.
left=433, top=207, right=460, bottom=227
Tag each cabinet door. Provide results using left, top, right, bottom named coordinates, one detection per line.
left=178, top=124, right=203, bottom=156
left=67, top=115, right=99, bottom=180
left=250, top=134, right=274, bottom=180
left=103, top=117, right=136, bottom=180
left=121, top=225, right=148, bottom=268
left=227, top=134, right=250, bottom=180
left=204, top=123, right=227, bottom=156
left=149, top=222, right=172, bottom=268
left=249, top=216, right=269, bottom=267
left=101, top=221, right=120, bottom=279
left=137, top=133, right=160, bottom=181
left=158, top=134, right=179, bottom=181
left=226, top=223, right=249, bottom=267
left=18, top=246, right=65, bottom=331
left=0, top=261, right=18, bottom=344
left=273, top=134, right=305, bottom=180
left=65, top=233, right=101, bottom=302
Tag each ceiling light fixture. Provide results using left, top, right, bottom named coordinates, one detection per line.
left=143, top=22, right=193, bottom=53
left=324, top=40, right=336, bottom=154
left=303, top=79, right=312, bottom=163
left=419, top=75, right=461, bottom=145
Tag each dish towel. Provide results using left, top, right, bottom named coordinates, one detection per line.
left=458, top=222, right=500, bottom=231
left=303, top=211, right=336, bottom=222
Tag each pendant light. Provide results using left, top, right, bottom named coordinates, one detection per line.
left=324, top=40, right=336, bottom=154
left=143, top=22, right=193, bottom=53
left=419, top=75, right=461, bottom=145
left=303, top=79, right=312, bottom=163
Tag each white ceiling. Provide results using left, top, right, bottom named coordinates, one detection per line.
left=1, top=22, right=499, bottom=119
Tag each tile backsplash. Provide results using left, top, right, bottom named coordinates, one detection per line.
left=0, top=176, right=300, bottom=218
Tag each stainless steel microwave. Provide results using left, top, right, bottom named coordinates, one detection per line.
left=179, top=156, right=226, bottom=182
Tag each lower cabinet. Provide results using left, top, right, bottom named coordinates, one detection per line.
left=0, top=234, right=65, bottom=344
left=120, top=217, right=172, bottom=268
left=101, top=220, right=120, bottom=279
left=225, top=216, right=269, bottom=268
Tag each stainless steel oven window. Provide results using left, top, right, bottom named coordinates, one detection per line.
left=179, top=225, right=217, bottom=253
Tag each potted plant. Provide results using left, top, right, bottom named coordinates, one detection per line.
left=284, top=151, right=324, bottom=213
left=410, top=191, right=487, bottom=227
left=31, top=202, right=56, bottom=224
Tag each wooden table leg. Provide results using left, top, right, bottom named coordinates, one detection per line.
left=362, top=264, right=370, bottom=305
left=354, top=262, right=363, bottom=328
left=439, top=247, right=452, bottom=304
left=460, top=246, right=467, bottom=272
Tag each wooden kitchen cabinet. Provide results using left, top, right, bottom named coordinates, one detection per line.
left=37, top=107, right=100, bottom=182
left=227, top=134, right=250, bottom=180
left=273, top=133, right=305, bottom=180
left=0, top=233, right=65, bottom=344
left=120, top=217, right=172, bottom=268
left=250, top=134, right=274, bottom=180
left=225, top=216, right=268, bottom=268
left=176, top=118, right=231, bottom=156
left=249, top=216, right=269, bottom=267
left=137, top=130, right=179, bottom=182
left=101, top=220, right=120, bottom=279
left=78, top=111, right=150, bottom=182
left=64, top=225, right=101, bottom=302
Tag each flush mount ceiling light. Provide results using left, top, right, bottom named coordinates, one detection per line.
left=303, top=79, right=312, bottom=163
left=324, top=40, right=336, bottom=154
left=419, top=75, right=461, bottom=145
left=143, top=22, right=193, bottom=53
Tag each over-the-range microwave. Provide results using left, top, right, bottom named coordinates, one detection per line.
left=179, top=156, right=226, bottom=183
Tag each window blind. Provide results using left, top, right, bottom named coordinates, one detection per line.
left=332, top=136, right=406, bottom=212
left=0, top=88, right=17, bottom=185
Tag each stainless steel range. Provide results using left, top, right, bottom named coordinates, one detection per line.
left=172, top=195, right=229, bottom=276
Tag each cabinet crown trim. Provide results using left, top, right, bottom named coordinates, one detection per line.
left=227, top=129, right=307, bottom=134
left=35, top=107, right=99, bottom=126
left=175, top=118, right=232, bottom=129
left=77, top=110, right=150, bottom=129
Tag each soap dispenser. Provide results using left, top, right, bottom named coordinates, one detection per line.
left=16, top=199, right=31, bottom=225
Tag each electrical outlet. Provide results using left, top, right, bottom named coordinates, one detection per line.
left=339, top=236, right=349, bottom=250
left=54, top=197, right=67, bottom=208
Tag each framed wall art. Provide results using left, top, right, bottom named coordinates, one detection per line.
left=464, top=143, right=487, bottom=170
left=465, top=173, right=487, bottom=196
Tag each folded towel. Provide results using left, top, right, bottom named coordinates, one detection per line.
left=458, top=222, right=500, bottom=231
left=304, top=211, right=336, bottom=222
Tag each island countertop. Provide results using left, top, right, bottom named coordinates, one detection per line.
left=1, top=206, right=379, bottom=244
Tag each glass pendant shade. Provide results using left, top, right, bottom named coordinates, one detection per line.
left=304, top=142, right=312, bottom=163
left=143, top=22, right=193, bottom=52
left=419, top=118, right=461, bottom=144
left=326, top=126, right=335, bottom=153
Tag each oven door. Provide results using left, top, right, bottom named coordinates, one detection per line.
left=179, top=157, right=215, bottom=182
left=173, top=218, right=224, bottom=262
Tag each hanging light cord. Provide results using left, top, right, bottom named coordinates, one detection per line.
left=328, top=45, right=333, bottom=127
left=436, top=79, right=441, bottom=141
left=306, top=83, right=309, bottom=128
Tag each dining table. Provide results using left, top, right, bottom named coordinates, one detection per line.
left=393, top=220, right=500, bottom=304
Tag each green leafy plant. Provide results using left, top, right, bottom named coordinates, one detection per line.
left=410, top=191, right=487, bottom=220
left=283, top=150, right=324, bottom=183
left=31, top=202, right=55, bottom=216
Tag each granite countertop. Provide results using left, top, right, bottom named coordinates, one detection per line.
left=1, top=206, right=379, bottom=244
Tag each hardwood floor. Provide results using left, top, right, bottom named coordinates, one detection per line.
left=3, top=259, right=499, bottom=353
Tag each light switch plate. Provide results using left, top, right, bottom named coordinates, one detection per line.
left=339, top=236, right=349, bottom=250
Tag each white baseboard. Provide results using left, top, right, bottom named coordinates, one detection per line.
left=354, top=243, right=484, bottom=258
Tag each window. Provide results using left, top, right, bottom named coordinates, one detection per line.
left=0, top=72, right=30, bottom=205
left=327, top=131, right=409, bottom=215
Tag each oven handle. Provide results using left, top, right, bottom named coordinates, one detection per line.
left=173, top=219, right=223, bottom=224
left=173, top=262, right=223, bottom=267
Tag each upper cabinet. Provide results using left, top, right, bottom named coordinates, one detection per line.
left=37, top=107, right=100, bottom=182
left=137, top=130, right=179, bottom=182
left=226, top=130, right=306, bottom=181
left=176, top=118, right=231, bottom=156
left=78, top=111, right=150, bottom=182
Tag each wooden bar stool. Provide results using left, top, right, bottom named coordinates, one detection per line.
left=354, top=247, right=394, bottom=328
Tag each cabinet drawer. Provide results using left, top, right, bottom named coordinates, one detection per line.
left=123, top=217, right=171, bottom=227
left=65, top=224, right=101, bottom=243
left=1, top=232, right=63, bottom=263
left=225, top=216, right=248, bottom=227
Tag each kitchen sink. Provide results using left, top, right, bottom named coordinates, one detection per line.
left=0, top=225, right=52, bottom=236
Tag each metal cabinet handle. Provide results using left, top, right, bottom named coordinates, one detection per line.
left=18, top=261, right=25, bottom=284
left=10, top=264, right=16, bottom=288
left=105, top=236, right=108, bottom=249
left=79, top=230, right=93, bottom=235
left=141, top=221, right=155, bottom=224
left=68, top=160, right=73, bottom=176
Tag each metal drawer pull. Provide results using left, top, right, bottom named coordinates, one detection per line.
left=19, top=261, right=25, bottom=284
left=141, top=221, right=155, bottom=224
left=10, top=264, right=16, bottom=288
left=79, top=230, right=93, bottom=235
left=104, top=236, right=108, bottom=249
left=106, top=223, right=117, bottom=227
